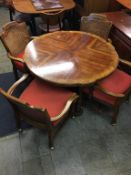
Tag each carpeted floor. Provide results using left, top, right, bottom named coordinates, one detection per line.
left=0, top=72, right=30, bottom=137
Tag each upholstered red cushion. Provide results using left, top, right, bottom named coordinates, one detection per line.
left=14, top=52, right=25, bottom=72
left=19, top=78, right=74, bottom=124
left=83, top=69, right=131, bottom=105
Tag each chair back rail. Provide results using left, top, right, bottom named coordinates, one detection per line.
left=0, top=21, right=30, bottom=56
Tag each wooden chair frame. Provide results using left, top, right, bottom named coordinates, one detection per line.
left=0, top=21, right=32, bottom=80
left=80, top=13, right=112, bottom=40
left=0, top=74, right=79, bottom=149
left=93, top=59, right=131, bottom=125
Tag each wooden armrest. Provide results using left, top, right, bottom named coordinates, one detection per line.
left=30, top=36, right=38, bottom=40
left=51, top=93, right=79, bottom=121
left=95, top=85, right=125, bottom=98
left=108, top=38, right=112, bottom=43
left=119, top=58, right=131, bottom=67
left=43, top=10, right=64, bottom=16
left=7, top=74, right=29, bottom=95
left=8, top=53, right=24, bottom=63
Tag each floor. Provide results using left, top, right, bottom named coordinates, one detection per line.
left=0, top=7, right=131, bottom=175
left=0, top=7, right=12, bottom=73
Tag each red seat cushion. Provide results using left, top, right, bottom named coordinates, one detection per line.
left=14, top=52, right=25, bottom=72
left=19, top=78, right=74, bottom=124
left=83, top=69, right=131, bottom=105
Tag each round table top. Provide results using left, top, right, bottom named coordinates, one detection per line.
left=12, top=0, right=75, bottom=14
left=24, top=31, right=119, bottom=86
left=116, top=0, right=131, bottom=10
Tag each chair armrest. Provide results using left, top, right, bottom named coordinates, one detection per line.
left=119, top=58, right=131, bottom=67
left=108, top=38, right=112, bottom=43
left=30, top=36, right=38, bottom=40
left=8, top=52, right=24, bottom=63
left=7, top=74, right=29, bottom=95
left=43, top=10, right=64, bottom=15
left=51, top=93, right=79, bottom=121
left=95, top=85, right=125, bottom=98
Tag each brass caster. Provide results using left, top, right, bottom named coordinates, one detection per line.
left=18, top=128, right=23, bottom=133
left=72, top=116, right=76, bottom=119
left=50, top=146, right=55, bottom=150
left=111, top=123, right=116, bottom=126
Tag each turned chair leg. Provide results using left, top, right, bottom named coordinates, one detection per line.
left=58, top=16, right=62, bottom=30
left=111, top=106, right=119, bottom=126
left=15, top=113, right=23, bottom=133
left=13, top=65, right=19, bottom=80
left=47, top=128, right=54, bottom=150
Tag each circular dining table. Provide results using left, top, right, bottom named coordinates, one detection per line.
left=24, top=31, right=119, bottom=87
left=12, top=0, right=76, bottom=14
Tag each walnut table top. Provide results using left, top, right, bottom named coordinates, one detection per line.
left=24, top=31, right=119, bottom=86
left=12, top=0, right=75, bottom=14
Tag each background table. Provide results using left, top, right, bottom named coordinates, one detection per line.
left=12, top=0, right=75, bottom=14
left=24, top=31, right=119, bottom=86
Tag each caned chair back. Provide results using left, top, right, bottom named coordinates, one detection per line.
left=0, top=21, right=30, bottom=56
left=80, top=13, right=112, bottom=40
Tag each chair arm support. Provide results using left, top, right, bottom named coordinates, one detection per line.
left=95, top=85, right=125, bottom=98
left=119, top=58, right=131, bottom=67
left=8, top=52, right=24, bottom=63
left=50, top=93, right=79, bottom=122
left=30, top=36, right=38, bottom=40
left=42, top=10, right=64, bottom=15
left=107, top=38, right=112, bottom=43
left=7, top=74, right=29, bottom=95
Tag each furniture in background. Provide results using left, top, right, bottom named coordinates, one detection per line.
left=0, top=74, right=78, bottom=149
left=5, top=0, right=15, bottom=21
left=12, top=0, right=75, bottom=33
left=0, top=0, right=5, bottom=5
left=5, top=0, right=37, bottom=35
left=12, top=0, right=75, bottom=14
left=39, top=10, right=65, bottom=33
left=80, top=13, right=112, bottom=40
left=0, top=21, right=31, bottom=80
left=75, top=0, right=123, bottom=17
left=105, top=11, right=131, bottom=74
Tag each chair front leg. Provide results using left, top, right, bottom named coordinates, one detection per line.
left=13, top=65, right=19, bottom=80
left=47, top=127, right=54, bottom=150
left=14, top=111, right=23, bottom=133
left=111, top=106, right=119, bottom=125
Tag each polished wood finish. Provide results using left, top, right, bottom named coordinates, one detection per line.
left=0, top=74, right=78, bottom=149
left=93, top=58, right=131, bottom=125
left=0, top=21, right=30, bottom=79
left=0, top=0, right=5, bottom=5
left=105, top=11, right=131, bottom=73
left=24, top=31, right=119, bottom=86
left=105, top=11, right=131, bottom=39
left=116, top=0, right=131, bottom=9
left=75, top=0, right=122, bottom=16
left=12, top=0, right=75, bottom=14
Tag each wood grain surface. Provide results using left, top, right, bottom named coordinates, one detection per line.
left=12, top=0, right=75, bottom=14
left=116, top=0, right=131, bottom=9
left=24, top=31, right=119, bottom=86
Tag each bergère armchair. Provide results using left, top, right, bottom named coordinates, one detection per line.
left=0, top=74, right=79, bottom=149
left=83, top=59, right=131, bottom=125
left=0, top=21, right=31, bottom=80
